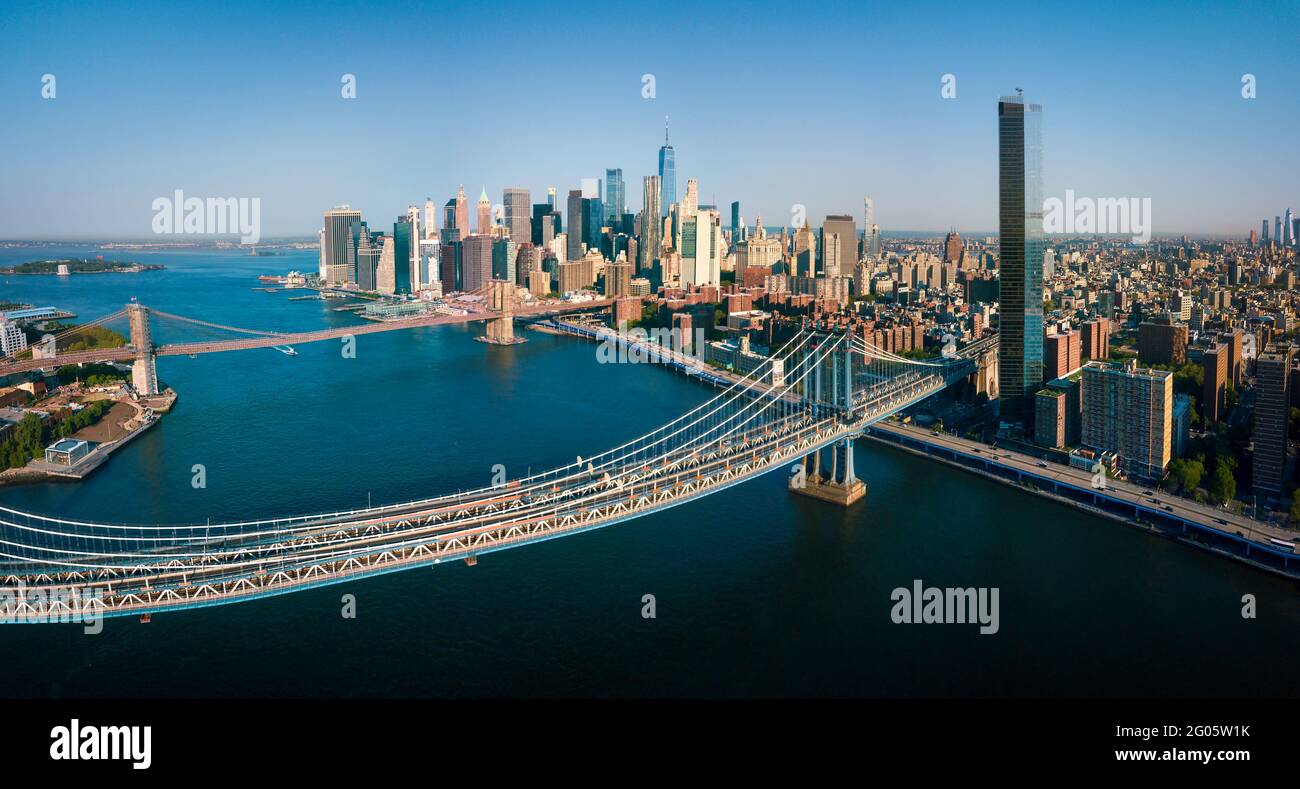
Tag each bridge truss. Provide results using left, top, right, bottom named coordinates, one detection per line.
left=0, top=327, right=985, bottom=621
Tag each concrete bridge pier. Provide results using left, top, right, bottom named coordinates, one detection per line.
left=126, top=303, right=160, bottom=396
left=479, top=280, right=526, bottom=346
left=791, top=438, right=866, bottom=507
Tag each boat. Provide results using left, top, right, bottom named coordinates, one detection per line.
left=273, top=345, right=298, bottom=356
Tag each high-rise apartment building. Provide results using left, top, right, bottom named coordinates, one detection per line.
left=1137, top=317, right=1188, bottom=366
left=1081, top=360, right=1173, bottom=481
left=1043, top=329, right=1081, bottom=382
left=1221, top=329, right=1243, bottom=387
left=1080, top=318, right=1110, bottom=360
left=1202, top=342, right=1228, bottom=424
left=997, top=93, right=1045, bottom=424
left=1253, top=345, right=1292, bottom=499
left=0, top=320, right=28, bottom=356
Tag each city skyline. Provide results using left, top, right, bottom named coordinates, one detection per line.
left=3, top=0, right=1299, bottom=240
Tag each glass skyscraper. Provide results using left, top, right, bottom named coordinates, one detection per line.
left=581, top=197, right=604, bottom=254
left=392, top=217, right=414, bottom=295
left=604, top=168, right=625, bottom=222
left=658, top=120, right=676, bottom=217
left=997, top=93, right=1044, bottom=426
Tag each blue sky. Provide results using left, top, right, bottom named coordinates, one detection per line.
left=1, top=0, right=1297, bottom=238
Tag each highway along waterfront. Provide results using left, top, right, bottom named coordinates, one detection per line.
left=0, top=246, right=1297, bottom=698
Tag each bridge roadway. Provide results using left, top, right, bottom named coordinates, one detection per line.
left=0, top=298, right=613, bottom=376
left=3, top=413, right=849, bottom=618
left=870, top=421, right=1300, bottom=567
left=0, top=357, right=960, bottom=620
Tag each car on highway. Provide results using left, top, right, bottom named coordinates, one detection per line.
left=1142, top=490, right=1153, bottom=496
left=1162, top=505, right=1174, bottom=512
left=1214, top=518, right=1229, bottom=525
left=1037, top=462, right=1048, bottom=468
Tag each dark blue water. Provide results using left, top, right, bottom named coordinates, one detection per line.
left=1, top=246, right=1297, bottom=698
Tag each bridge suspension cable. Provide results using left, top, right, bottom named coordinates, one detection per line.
left=0, top=330, right=847, bottom=573
left=146, top=309, right=287, bottom=338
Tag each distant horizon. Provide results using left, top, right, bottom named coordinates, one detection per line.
left=0, top=229, right=1268, bottom=245
left=3, top=1, right=1297, bottom=239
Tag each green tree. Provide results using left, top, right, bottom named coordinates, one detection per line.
left=1290, top=497, right=1300, bottom=526
left=1208, top=457, right=1237, bottom=505
left=1165, top=457, right=1204, bottom=494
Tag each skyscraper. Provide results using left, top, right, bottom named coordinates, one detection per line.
left=943, top=229, right=964, bottom=264
left=604, top=168, right=625, bottom=222
left=658, top=117, right=676, bottom=217
left=793, top=221, right=815, bottom=278
left=476, top=187, right=492, bottom=234
left=730, top=201, right=741, bottom=242
left=424, top=198, right=437, bottom=240
left=1285, top=208, right=1294, bottom=246
left=581, top=196, right=604, bottom=255
left=392, top=215, right=414, bottom=295
left=997, top=92, right=1045, bottom=425
left=322, top=206, right=362, bottom=285
left=1202, top=342, right=1228, bottom=424
left=821, top=215, right=857, bottom=278
left=641, top=175, right=661, bottom=272
left=566, top=189, right=584, bottom=261
left=1253, top=345, right=1292, bottom=500
left=406, top=205, right=422, bottom=288
left=681, top=178, right=698, bottom=217
left=462, top=235, right=494, bottom=293
left=454, top=186, right=469, bottom=242
left=503, top=188, right=531, bottom=245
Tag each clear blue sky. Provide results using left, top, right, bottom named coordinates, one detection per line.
left=1, top=0, right=1297, bottom=239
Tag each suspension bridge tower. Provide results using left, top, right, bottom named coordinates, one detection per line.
left=479, top=279, right=526, bottom=345
left=790, top=333, right=866, bottom=507
left=126, top=303, right=160, bottom=396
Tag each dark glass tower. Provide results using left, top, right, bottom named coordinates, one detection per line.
left=604, top=168, right=625, bottom=221
left=658, top=117, right=676, bottom=217
left=997, top=92, right=1044, bottom=425
left=392, top=216, right=413, bottom=295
